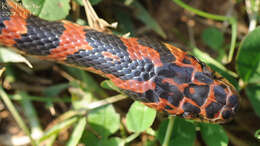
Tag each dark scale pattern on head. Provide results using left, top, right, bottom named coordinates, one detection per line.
left=184, top=84, right=209, bottom=106
left=228, top=95, right=239, bottom=110
left=206, top=102, right=223, bottom=118
left=137, top=38, right=176, bottom=63
left=156, top=63, right=193, bottom=84
left=0, top=0, right=10, bottom=32
left=155, top=81, right=183, bottom=106
left=195, top=72, right=213, bottom=84
left=14, top=16, right=65, bottom=55
left=214, top=85, right=227, bottom=104
left=182, top=102, right=201, bottom=115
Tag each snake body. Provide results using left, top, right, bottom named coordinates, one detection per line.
left=0, top=0, right=239, bottom=123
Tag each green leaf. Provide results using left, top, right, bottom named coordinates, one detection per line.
left=81, top=133, right=123, bottom=146
left=41, top=0, right=70, bottom=20
left=236, top=27, right=260, bottom=83
left=202, top=27, right=224, bottom=50
left=101, top=80, right=120, bottom=92
left=43, top=83, right=70, bottom=97
left=245, top=84, right=260, bottom=117
left=131, top=1, right=166, bottom=38
left=200, top=123, right=228, bottom=146
left=0, top=48, right=32, bottom=68
left=157, top=117, right=196, bottom=146
left=81, top=132, right=99, bottom=145
left=255, top=129, right=260, bottom=139
left=98, top=137, right=123, bottom=146
left=66, top=117, right=87, bottom=146
left=22, top=0, right=44, bottom=15
left=236, top=27, right=260, bottom=117
left=75, top=0, right=103, bottom=5
left=76, top=18, right=87, bottom=25
left=24, top=0, right=70, bottom=20
left=88, top=104, right=120, bottom=138
left=126, top=101, right=156, bottom=132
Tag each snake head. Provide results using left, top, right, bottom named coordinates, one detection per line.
left=153, top=60, right=239, bottom=124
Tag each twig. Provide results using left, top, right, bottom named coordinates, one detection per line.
left=7, top=82, right=45, bottom=92
left=9, top=94, right=71, bottom=103
left=53, top=66, right=108, bottom=98
left=45, top=110, right=79, bottom=130
left=0, top=67, right=6, bottom=77
left=39, top=117, right=78, bottom=143
left=187, top=23, right=197, bottom=48
left=0, top=134, right=30, bottom=146
left=85, top=94, right=128, bottom=110
left=20, top=74, right=52, bottom=85
left=246, top=0, right=260, bottom=31
left=53, top=66, right=77, bottom=82
left=82, top=0, right=117, bottom=31
left=222, top=0, right=235, bottom=31
left=45, top=94, right=128, bottom=129
left=83, top=0, right=99, bottom=28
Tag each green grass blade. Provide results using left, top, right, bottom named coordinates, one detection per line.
left=66, top=117, right=87, bottom=146
left=0, top=87, right=37, bottom=146
left=19, top=92, right=43, bottom=140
